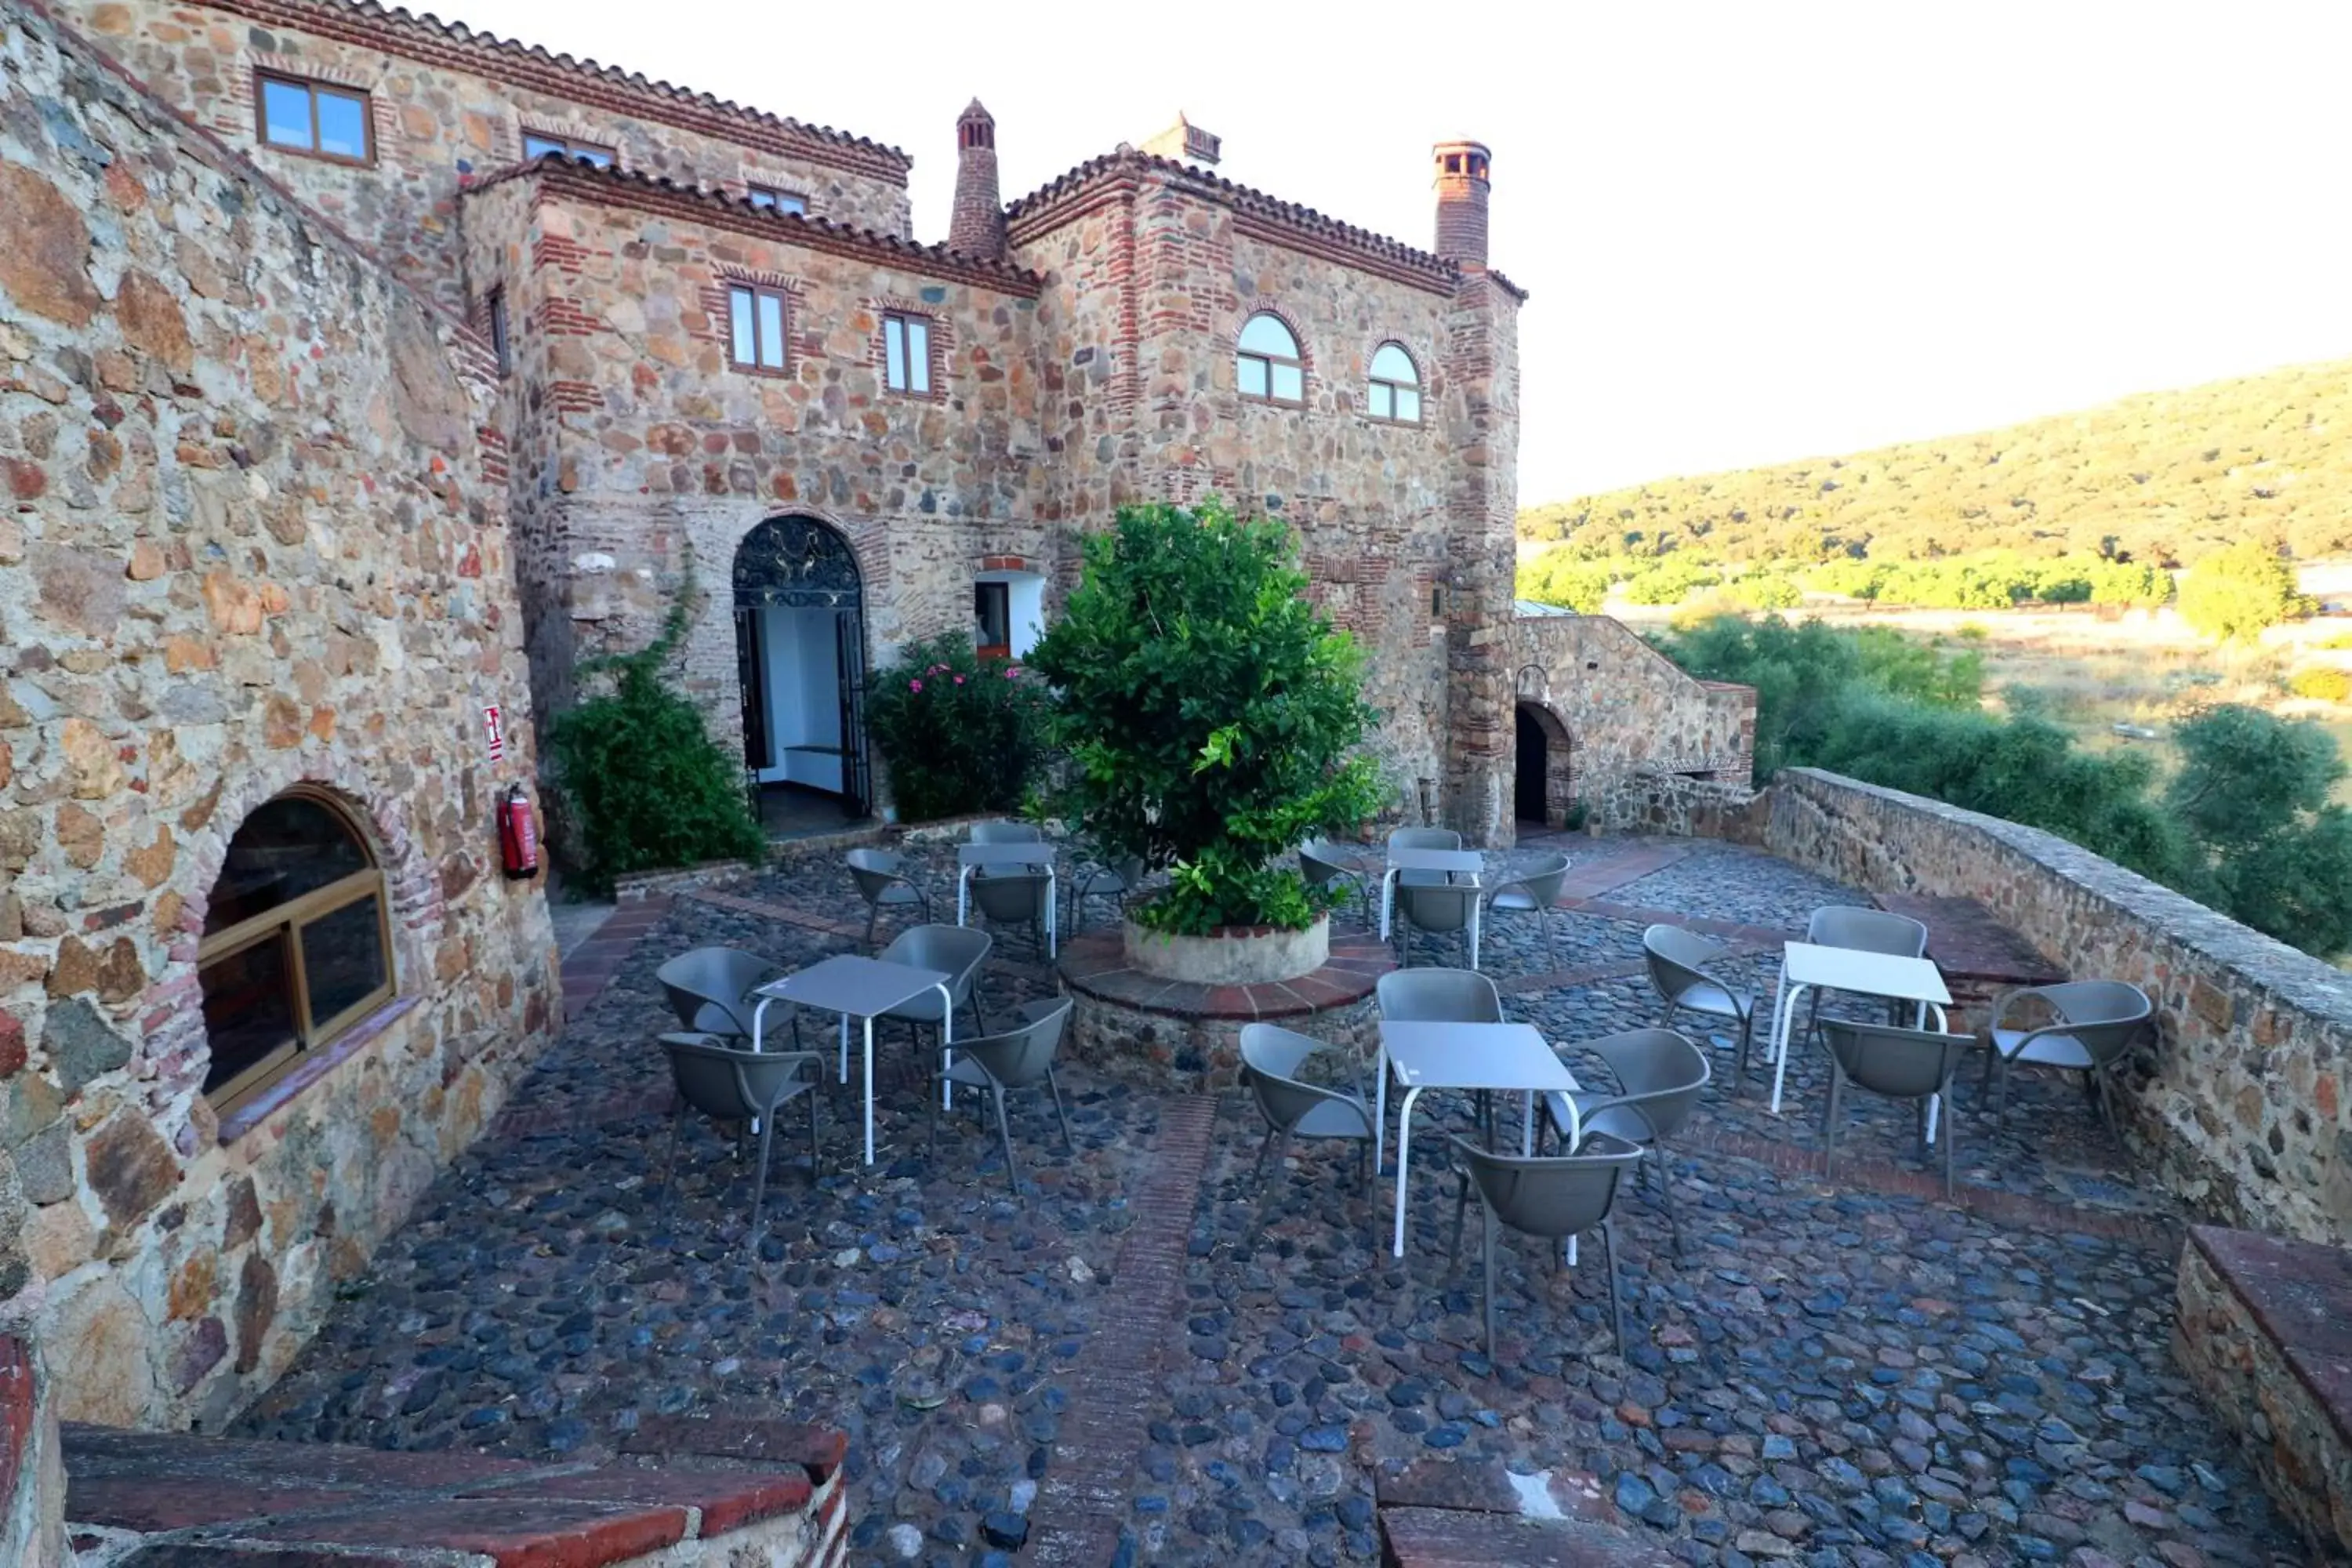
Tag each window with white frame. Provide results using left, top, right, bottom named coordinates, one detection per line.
left=883, top=312, right=932, bottom=394
left=728, top=283, right=789, bottom=372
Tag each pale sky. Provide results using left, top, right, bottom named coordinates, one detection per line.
left=452, top=0, right=2352, bottom=505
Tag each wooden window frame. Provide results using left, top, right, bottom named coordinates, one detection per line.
left=253, top=71, right=375, bottom=167
left=882, top=311, right=935, bottom=397
left=521, top=131, right=617, bottom=168
left=746, top=184, right=808, bottom=216
left=728, top=282, right=791, bottom=376
left=1237, top=314, right=1305, bottom=408
left=486, top=286, right=511, bottom=375
left=1367, top=343, right=1423, bottom=426
left=197, top=793, right=394, bottom=1117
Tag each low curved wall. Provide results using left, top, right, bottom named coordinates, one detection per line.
left=1756, top=768, right=2352, bottom=1245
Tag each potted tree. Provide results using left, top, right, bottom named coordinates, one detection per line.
left=1027, top=498, right=1380, bottom=984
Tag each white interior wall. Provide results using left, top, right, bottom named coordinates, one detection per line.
left=754, top=606, right=845, bottom=794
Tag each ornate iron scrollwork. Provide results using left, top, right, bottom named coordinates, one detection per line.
left=733, top=515, right=861, bottom=608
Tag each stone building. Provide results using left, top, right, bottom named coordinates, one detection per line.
left=49, top=0, right=1742, bottom=852
left=0, top=0, right=1750, bottom=1541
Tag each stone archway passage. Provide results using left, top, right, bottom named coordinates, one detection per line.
left=1515, top=702, right=1573, bottom=827
left=732, top=514, right=870, bottom=818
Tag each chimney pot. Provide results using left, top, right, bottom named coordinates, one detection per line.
left=1432, top=137, right=1491, bottom=269
left=949, top=99, right=1007, bottom=261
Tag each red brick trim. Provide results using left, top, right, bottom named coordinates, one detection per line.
left=477, top=159, right=1043, bottom=296
left=978, top=554, right=1040, bottom=574
left=178, top=0, right=910, bottom=180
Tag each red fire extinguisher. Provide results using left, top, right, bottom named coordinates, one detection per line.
left=497, top=783, right=539, bottom=880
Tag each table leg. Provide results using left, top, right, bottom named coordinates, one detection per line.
left=1769, top=982, right=1809, bottom=1116
left=1047, top=869, right=1058, bottom=959
left=1391, top=1085, right=1424, bottom=1258
left=862, top=1015, right=876, bottom=1166
left=1471, top=895, right=1482, bottom=971
left=957, top=866, right=972, bottom=927
left=1373, top=1044, right=1389, bottom=1174
left=938, top=982, right=955, bottom=1110
left=1519, top=1090, right=1534, bottom=1156
left=1380, top=870, right=1397, bottom=941
left=837, top=1012, right=849, bottom=1085
left=1766, top=953, right=1789, bottom=1064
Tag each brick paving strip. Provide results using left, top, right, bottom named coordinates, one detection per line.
left=1026, top=1094, right=1221, bottom=1567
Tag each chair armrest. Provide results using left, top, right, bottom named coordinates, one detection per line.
left=1990, top=1019, right=2077, bottom=1061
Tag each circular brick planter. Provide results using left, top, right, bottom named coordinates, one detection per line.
left=1120, top=915, right=1330, bottom=985
left=1058, top=924, right=1393, bottom=1092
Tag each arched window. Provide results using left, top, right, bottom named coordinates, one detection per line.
left=198, top=791, right=394, bottom=1110
left=1236, top=313, right=1304, bottom=406
left=1367, top=343, right=1422, bottom=424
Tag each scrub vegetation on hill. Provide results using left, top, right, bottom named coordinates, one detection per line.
left=1521, top=358, right=2352, bottom=568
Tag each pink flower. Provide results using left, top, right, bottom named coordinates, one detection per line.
left=953, top=675, right=965, bottom=685
left=909, top=679, right=924, bottom=693
left=1004, top=667, right=1020, bottom=680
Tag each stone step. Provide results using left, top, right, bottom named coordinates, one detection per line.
left=62, top=1415, right=847, bottom=1567
left=1377, top=1457, right=1677, bottom=1568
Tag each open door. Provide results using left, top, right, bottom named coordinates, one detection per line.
left=732, top=515, right=869, bottom=822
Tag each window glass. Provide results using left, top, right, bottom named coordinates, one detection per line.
left=1238, top=358, right=1268, bottom=399
left=1238, top=314, right=1298, bottom=357
left=314, top=89, right=367, bottom=159
left=906, top=318, right=931, bottom=393
left=204, top=797, right=372, bottom=935
left=728, top=287, right=756, bottom=365
left=524, top=133, right=614, bottom=168
left=1396, top=387, right=1421, bottom=423
left=301, top=893, right=388, bottom=1025
left=1370, top=383, right=1395, bottom=420
left=573, top=144, right=615, bottom=169
left=756, top=292, right=786, bottom=369
left=1271, top=364, right=1304, bottom=403
left=884, top=318, right=907, bottom=389
left=748, top=186, right=807, bottom=215
left=260, top=79, right=314, bottom=149
left=199, top=935, right=299, bottom=1094
left=487, top=289, right=510, bottom=374
left=1370, top=343, right=1417, bottom=383
left=522, top=132, right=567, bottom=159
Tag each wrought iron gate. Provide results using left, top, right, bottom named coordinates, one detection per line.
left=731, top=516, right=870, bottom=818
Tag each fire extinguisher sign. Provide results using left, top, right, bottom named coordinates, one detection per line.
left=482, top=703, right=505, bottom=764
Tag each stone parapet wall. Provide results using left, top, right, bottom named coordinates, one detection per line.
left=1755, top=770, right=2352, bottom=1245
left=1595, top=771, right=1762, bottom=841
left=1, top=0, right=557, bottom=1449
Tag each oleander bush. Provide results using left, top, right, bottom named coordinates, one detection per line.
left=865, top=634, right=1052, bottom=822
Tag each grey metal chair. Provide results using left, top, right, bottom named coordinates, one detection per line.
left=1817, top=1019, right=1971, bottom=1199
left=1067, top=850, right=1145, bottom=934
left=927, top=996, right=1076, bottom=1193
left=876, top=923, right=994, bottom=1041
left=967, top=822, right=1052, bottom=954
left=1300, top=838, right=1373, bottom=926
left=1396, top=880, right=1479, bottom=967
left=1802, top=906, right=1933, bottom=1040
left=1980, top=980, right=2152, bottom=1145
left=1238, top=1022, right=1377, bottom=1247
left=1446, top=1131, right=1644, bottom=1359
left=847, top=848, right=930, bottom=950
left=1376, top=967, right=1504, bottom=1137
left=655, top=1031, right=824, bottom=1243
left=1541, top=1028, right=1709, bottom=1252
left=657, top=946, right=786, bottom=1041
left=1642, top=925, right=1759, bottom=1083
left=1485, top=853, right=1571, bottom=968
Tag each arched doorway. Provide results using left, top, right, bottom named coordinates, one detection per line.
left=1515, top=702, right=1573, bottom=828
left=734, top=516, right=869, bottom=820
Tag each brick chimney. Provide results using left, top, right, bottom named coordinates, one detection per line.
left=1432, top=139, right=1491, bottom=269
left=949, top=99, right=1006, bottom=261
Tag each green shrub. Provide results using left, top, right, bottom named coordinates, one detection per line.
left=2288, top=667, right=2352, bottom=703
left=545, top=579, right=765, bottom=895
left=1026, top=498, right=1381, bottom=935
left=2178, top=541, right=2314, bottom=643
left=865, top=634, right=1053, bottom=822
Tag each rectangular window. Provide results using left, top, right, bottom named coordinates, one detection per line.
left=975, top=582, right=1011, bottom=659
left=486, top=287, right=510, bottom=374
left=256, top=73, right=372, bottom=164
left=522, top=131, right=615, bottom=169
left=883, top=313, right=931, bottom=395
left=728, top=283, right=788, bottom=372
left=747, top=184, right=808, bottom=216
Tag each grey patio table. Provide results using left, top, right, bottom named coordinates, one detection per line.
left=1376, top=1019, right=1581, bottom=1258
left=1377, top=848, right=1488, bottom=966
left=753, top=954, right=952, bottom=1166
left=956, top=842, right=1059, bottom=957
left=1763, top=941, right=1952, bottom=1117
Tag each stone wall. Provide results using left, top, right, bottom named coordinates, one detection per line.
left=63, top=0, right=913, bottom=314
left=1515, top=615, right=1756, bottom=809
left=0, top=0, right=558, bottom=1449
left=1756, top=769, right=2352, bottom=1245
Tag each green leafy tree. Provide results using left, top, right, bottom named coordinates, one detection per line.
left=865, top=635, right=1051, bottom=822
left=2163, top=705, right=2352, bottom=954
left=545, top=575, right=765, bottom=894
left=2177, top=542, right=2314, bottom=643
left=1515, top=548, right=1615, bottom=612
left=1026, top=499, right=1381, bottom=935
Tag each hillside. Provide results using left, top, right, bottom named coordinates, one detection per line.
left=1521, top=358, right=2352, bottom=567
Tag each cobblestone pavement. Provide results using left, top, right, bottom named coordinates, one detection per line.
left=236, top=834, right=2307, bottom=1568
